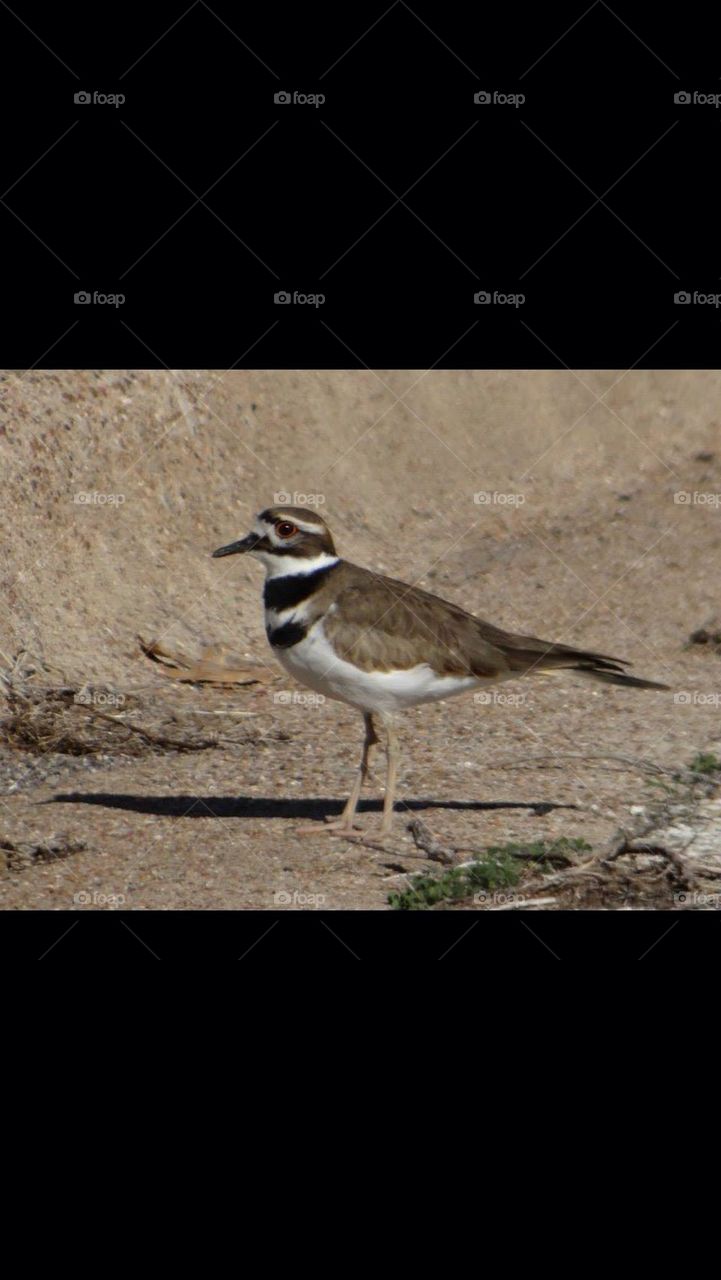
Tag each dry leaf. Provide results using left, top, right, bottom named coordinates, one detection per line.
left=138, top=636, right=277, bottom=686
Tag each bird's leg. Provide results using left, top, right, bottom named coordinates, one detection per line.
left=378, top=713, right=400, bottom=836
left=336, top=712, right=379, bottom=825
left=296, top=712, right=379, bottom=836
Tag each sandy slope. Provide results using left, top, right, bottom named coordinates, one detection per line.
left=1, top=368, right=720, bottom=910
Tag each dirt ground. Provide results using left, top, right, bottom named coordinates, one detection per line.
left=1, top=367, right=720, bottom=911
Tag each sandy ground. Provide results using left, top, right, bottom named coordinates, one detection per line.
left=1, top=368, right=720, bottom=910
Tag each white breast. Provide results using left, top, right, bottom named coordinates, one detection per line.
left=273, top=620, right=484, bottom=712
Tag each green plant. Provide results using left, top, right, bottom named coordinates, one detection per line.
left=389, top=850, right=519, bottom=910
left=486, top=836, right=591, bottom=868
left=688, top=752, right=721, bottom=776
left=388, top=837, right=593, bottom=910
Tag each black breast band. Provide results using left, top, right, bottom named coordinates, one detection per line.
left=267, top=620, right=308, bottom=648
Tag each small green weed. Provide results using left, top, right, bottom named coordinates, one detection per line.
left=688, top=752, right=721, bottom=776
left=388, top=837, right=591, bottom=910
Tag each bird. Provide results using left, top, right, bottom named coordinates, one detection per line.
left=212, top=505, right=669, bottom=836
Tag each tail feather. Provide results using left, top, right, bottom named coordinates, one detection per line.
left=573, top=664, right=669, bottom=691
left=499, top=638, right=669, bottom=690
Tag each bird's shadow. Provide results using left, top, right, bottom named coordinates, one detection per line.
left=47, top=793, right=577, bottom=819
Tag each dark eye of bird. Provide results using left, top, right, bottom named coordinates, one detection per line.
left=277, top=521, right=297, bottom=538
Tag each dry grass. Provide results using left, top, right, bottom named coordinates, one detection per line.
left=0, top=679, right=268, bottom=758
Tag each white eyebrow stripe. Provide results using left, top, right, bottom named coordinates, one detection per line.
left=270, top=514, right=326, bottom=535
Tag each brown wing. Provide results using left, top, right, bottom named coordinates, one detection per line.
left=320, top=562, right=649, bottom=684
left=320, top=565, right=510, bottom=677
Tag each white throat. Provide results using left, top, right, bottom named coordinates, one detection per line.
left=255, top=551, right=340, bottom=579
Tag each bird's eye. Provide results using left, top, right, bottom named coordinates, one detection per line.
left=276, top=521, right=297, bottom=538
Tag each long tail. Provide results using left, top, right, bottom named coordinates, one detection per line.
left=572, top=664, right=669, bottom=691
left=497, top=636, right=670, bottom=690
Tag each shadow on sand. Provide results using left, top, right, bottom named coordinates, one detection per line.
left=48, top=792, right=577, bottom=820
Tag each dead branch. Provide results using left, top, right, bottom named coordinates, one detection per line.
left=483, top=752, right=676, bottom=777
left=407, top=818, right=455, bottom=864
left=71, top=706, right=220, bottom=752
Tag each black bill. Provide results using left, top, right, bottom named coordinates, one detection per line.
left=211, top=533, right=260, bottom=557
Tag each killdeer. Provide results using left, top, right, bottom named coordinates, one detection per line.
left=213, top=506, right=669, bottom=836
